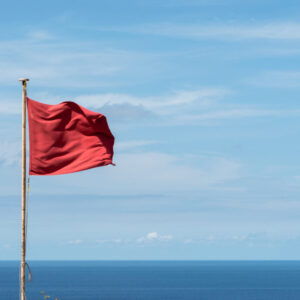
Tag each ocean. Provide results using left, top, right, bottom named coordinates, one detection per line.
left=1, top=261, right=300, bottom=299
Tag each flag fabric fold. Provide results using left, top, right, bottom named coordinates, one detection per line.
left=27, top=98, right=114, bottom=175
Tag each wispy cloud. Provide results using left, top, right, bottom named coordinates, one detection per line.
left=95, top=233, right=172, bottom=245
left=57, top=152, right=242, bottom=194
left=74, top=89, right=226, bottom=114
left=0, top=33, right=146, bottom=88
left=106, top=22, right=300, bottom=40
left=67, top=239, right=83, bottom=245
left=27, top=30, right=54, bottom=41
left=0, top=88, right=229, bottom=122
left=0, top=137, right=243, bottom=194
left=97, top=239, right=122, bottom=244
left=16, top=88, right=297, bottom=125
left=179, top=108, right=293, bottom=121
left=59, top=89, right=225, bottom=123
left=182, top=232, right=277, bottom=246
left=69, top=232, right=295, bottom=247
left=137, top=232, right=173, bottom=243
left=246, top=71, right=300, bottom=88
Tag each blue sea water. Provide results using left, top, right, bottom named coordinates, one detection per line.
left=1, top=261, right=300, bottom=300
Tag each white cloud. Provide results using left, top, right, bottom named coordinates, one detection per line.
left=97, top=239, right=122, bottom=244
left=232, top=235, right=247, bottom=241
left=180, top=108, right=288, bottom=121
left=0, top=89, right=208, bottom=121
left=182, top=233, right=272, bottom=245
left=184, top=239, right=193, bottom=244
left=0, top=86, right=296, bottom=126
left=159, top=235, right=173, bottom=242
left=27, top=30, right=54, bottom=41
left=73, top=89, right=226, bottom=116
left=56, top=152, right=242, bottom=195
left=0, top=35, right=141, bottom=88
left=0, top=138, right=242, bottom=194
left=147, top=232, right=158, bottom=239
left=110, top=22, right=300, bottom=40
left=68, top=88, right=290, bottom=125
left=246, top=71, right=300, bottom=88
left=137, top=232, right=173, bottom=243
left=16, top=88, right=296, bottom=125
left=1, top=88, right=228, bottom=123
left=67, top=239, right=83, bottom=245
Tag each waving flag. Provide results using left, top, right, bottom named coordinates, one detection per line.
left=27, top=97, right=114, bottom=175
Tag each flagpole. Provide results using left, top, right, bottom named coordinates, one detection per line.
left=19, top=78, right=29, bottom=300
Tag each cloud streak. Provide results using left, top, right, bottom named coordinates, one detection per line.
left=97, top=239, right=122, bottom=244
left=246, top=71, right=300, bottom=88
left=2, top=88, right=300, bottom=126
left=74, top=89, right=226, bottom=114
left=67, top=239, right=83, bottom=245
left=3, top=88, right=293, bottom=125
left=179, top=108, right=298, bottom=121
left=54, top=152, right=242, bottom=195
left=106, top=22, right=300, bottom=40
left=137, top=232, right=173, bottom=243
left=0, top=32, right=153, bottom=89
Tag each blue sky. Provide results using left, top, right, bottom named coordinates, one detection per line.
left=1, top=0, right=300, bottom=260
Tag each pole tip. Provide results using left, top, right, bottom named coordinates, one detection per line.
left=19, top=78, right=30, bottom=82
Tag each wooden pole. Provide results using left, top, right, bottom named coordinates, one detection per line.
left=19, top=78, right=29, bottom=300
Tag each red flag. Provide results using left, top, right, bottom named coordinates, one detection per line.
left=27, top=98, right=114, bottom=175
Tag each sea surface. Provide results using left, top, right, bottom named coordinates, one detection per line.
left=1, top=261, right=300, bottom=299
